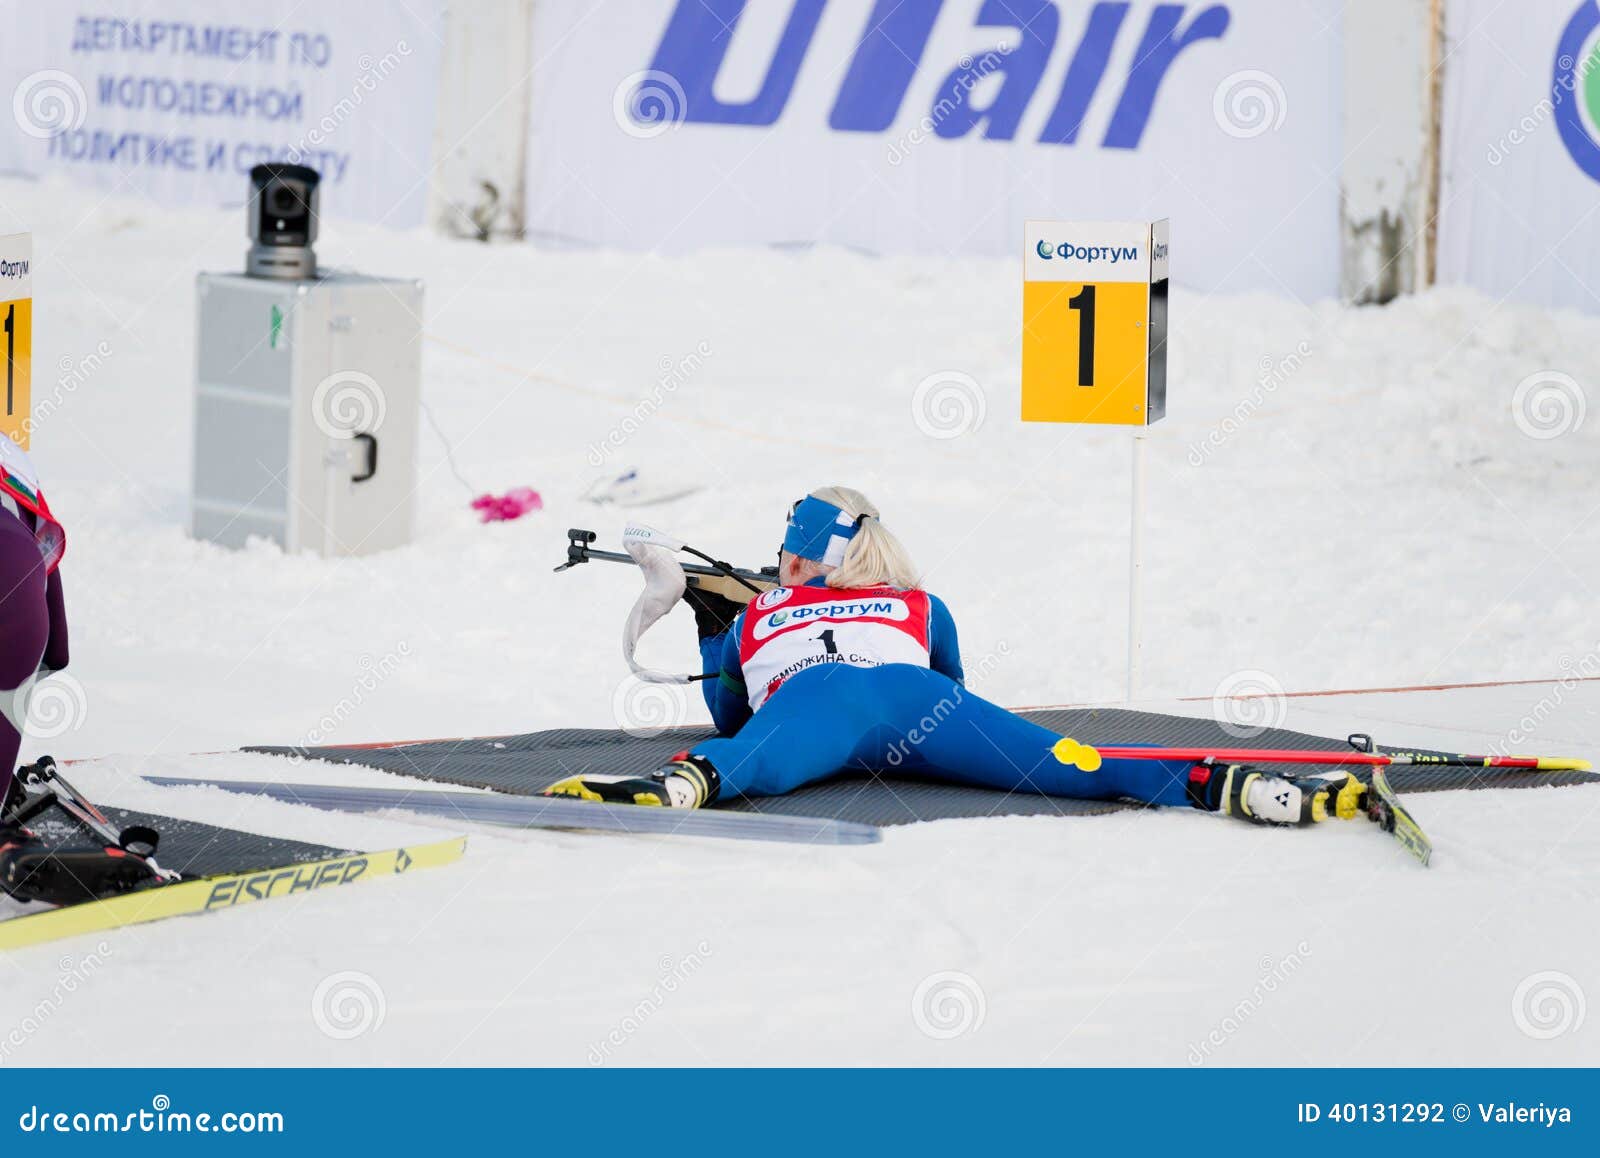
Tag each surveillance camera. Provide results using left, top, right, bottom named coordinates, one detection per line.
left=246, top=163, right=320, bottom=279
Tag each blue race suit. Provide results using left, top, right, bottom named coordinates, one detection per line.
left=691, top=578, right=1194, bottom=806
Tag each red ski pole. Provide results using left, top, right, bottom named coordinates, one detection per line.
left=1049, top=737, right=1591, bottom=773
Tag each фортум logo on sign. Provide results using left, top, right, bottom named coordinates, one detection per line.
left=1036, top=241, right=1141, bottom=263
left=1554, top=1, right=1600, bottom=181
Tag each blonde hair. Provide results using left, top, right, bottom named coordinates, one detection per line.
left=804, top=485, right=920, bottom=589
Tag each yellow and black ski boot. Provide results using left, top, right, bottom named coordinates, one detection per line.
left=542, top=752, right=720, bottom=809
left=1188, top=763, right=1364, bottom=826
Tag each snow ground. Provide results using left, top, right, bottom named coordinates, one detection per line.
left=0, top=177, right=1598, bottom=1065
left=7, top=684, right=1600, bottom=1067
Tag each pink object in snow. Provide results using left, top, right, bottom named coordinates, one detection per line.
left=471, top=487, right=543, bottom=523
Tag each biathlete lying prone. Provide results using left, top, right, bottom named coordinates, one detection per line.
left=545, top=485, right=1364, bottom=828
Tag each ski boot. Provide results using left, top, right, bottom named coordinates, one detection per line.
left=1187, top=763, right=1364, bottom=826
left=0, top=828, right=161, bottom=904
left=0, top=757, right=165, bottom=905
left=542, top=753, right=721, bottom=809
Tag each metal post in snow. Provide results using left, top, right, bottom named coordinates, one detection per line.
left=1127, top=433, right=1146, bottom=702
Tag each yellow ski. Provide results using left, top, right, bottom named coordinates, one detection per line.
left=0, top=835, right=466, bottom=951
left=1365, top=768, right=1431, bottom=867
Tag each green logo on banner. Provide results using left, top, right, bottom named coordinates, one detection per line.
left=1585, top=42, right=1600, bottom=132
left=269, top=304, right=283, bottom=349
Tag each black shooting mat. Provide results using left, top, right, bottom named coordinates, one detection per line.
left=26, top=808, right=345, bottom=879
left=247, top=707, right=1600, bottom=829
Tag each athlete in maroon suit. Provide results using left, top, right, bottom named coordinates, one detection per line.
left=0, top=437, right=157, bottom=904
left=0, top=435, right=67, bottom=807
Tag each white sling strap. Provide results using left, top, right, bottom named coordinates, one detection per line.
left=620, top=524, right=697, bottom=685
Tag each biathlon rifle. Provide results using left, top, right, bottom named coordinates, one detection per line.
left=554, top=527, right=779, bottom=605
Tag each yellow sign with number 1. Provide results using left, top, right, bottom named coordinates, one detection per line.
left=1022, top=220, right=1168, bottom=427
left=0, top=233, right=32, bottom=450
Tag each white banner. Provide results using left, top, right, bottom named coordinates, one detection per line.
left=1439, top=0, right=1600, bottom=313
left=524, top=0, right=1343, bottom=299
left=0, top=1, right=442, bottom=226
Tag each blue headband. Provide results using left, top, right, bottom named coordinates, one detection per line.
left=783, top=496, right=860, bottom=566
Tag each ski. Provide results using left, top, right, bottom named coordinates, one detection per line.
left=145, top=777, right=882, bottom=846
left=0, top=835, right=466, bottom=951
left=1050, top=737, right=1590, bottom=773
left=1365, top=766, right=1431, bottom=866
